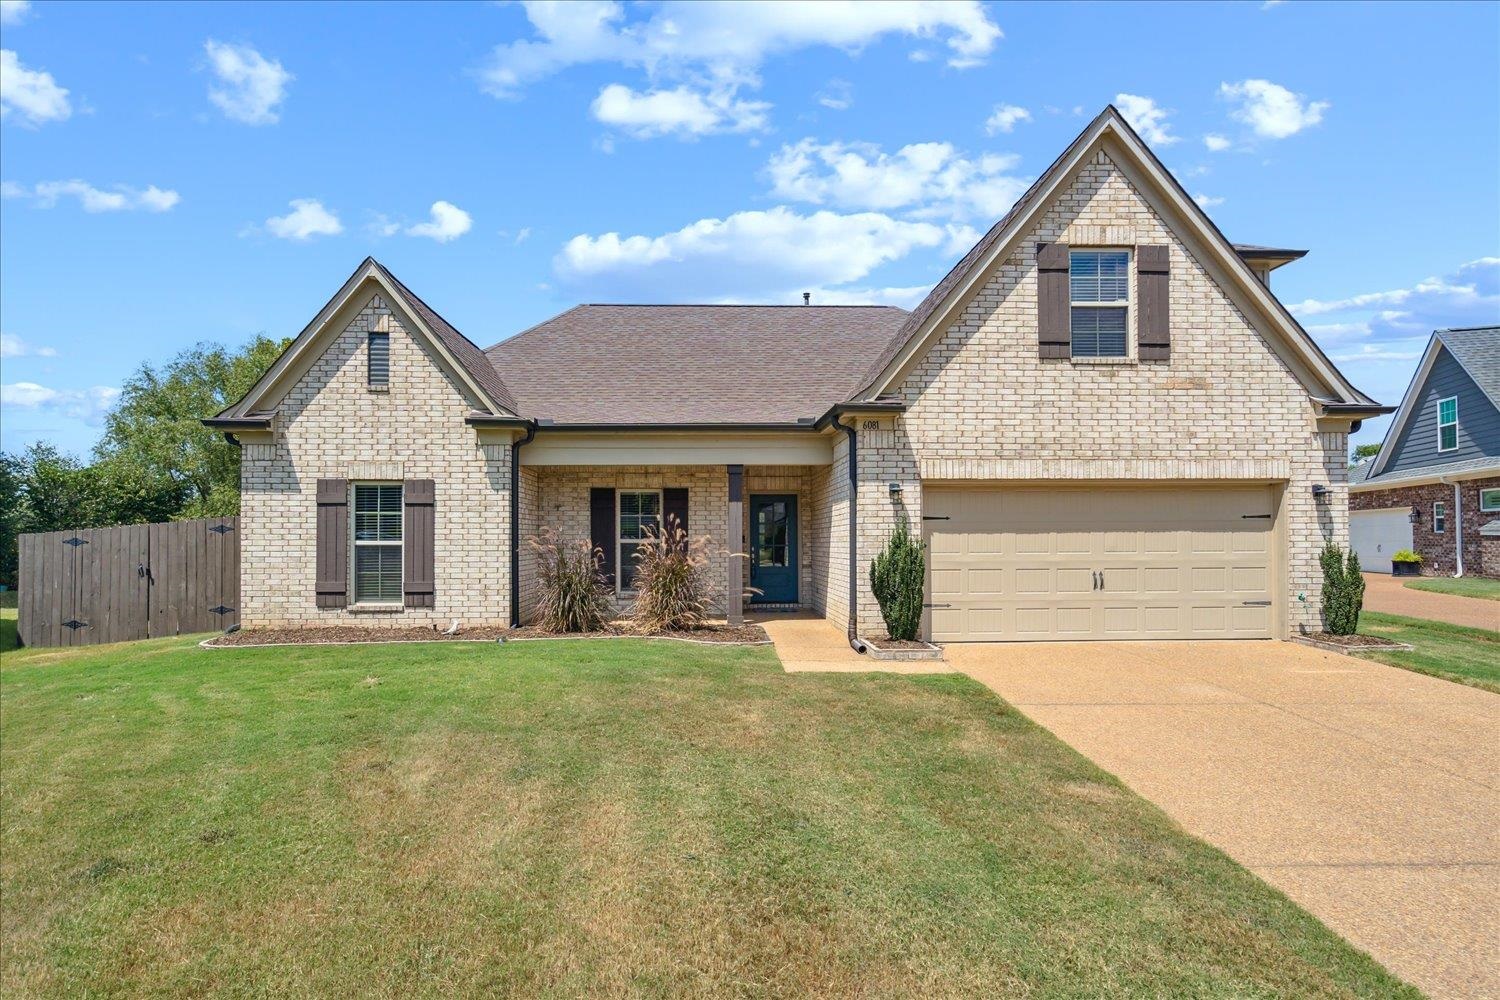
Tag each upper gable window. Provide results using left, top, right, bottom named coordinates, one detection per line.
left=1436, top=395, right=1458, bottom=452
left=368, top=332, right=390, bottom=388
left=1070, top=250, right=1130, bottom=358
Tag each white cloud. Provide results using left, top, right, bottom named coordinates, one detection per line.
left=514, top=227, right=532, bottom=245
left=406, top=200, right=473, bottom=242
left=555, top=206, right=953, bottom=301
left=264, top=199, right=342, bottom=241
left=367, top=213, right=401, bottom=238
left=985, top=103, right=1031, bottom=135
left=1193, top=193, right=1225, bottom=208
left=0, top=1, right=32, bottom=26
left=1329, top=343, right=1423, bottom=363
left=1, top=382, right=119, bottom=424
left=204, top=40, right=292, bottom=125
left=591, top=83, right=768, bottom=138
left=0, top=333, right=56, bottom=358
left=1261, top=1, right=1286, bottom=8
left=1219, top=79, right=1328, bottom=139
left=1114, top=93, right=1177, bottom=146
left=0, top=49, right=71, bottom=126
left=766, top=138, right=1029, bottom=222
left=1290, top=259, right=1498, bottom=318
left=788, top=285, right=930, bottom=308
left=5, top=179, right=180, bottom=212
left=815, top=78, right=853, bottom=111
left=1203, top=133, right=1231, bottom=152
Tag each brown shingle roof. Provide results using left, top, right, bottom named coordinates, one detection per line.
left=485, top=304, right=907, bottom=424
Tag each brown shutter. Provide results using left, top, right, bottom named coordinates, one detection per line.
left=403, top=479, right=435, bottom=608
left=1137, top=244, right=1170, bottom=361
left=1037, top=242, right=1071, bottom=358
left=589, top=487, right=616, bottom=586
left=663, top=487, right=689, bottom=544
left=315, top=479, right=348, bottom=608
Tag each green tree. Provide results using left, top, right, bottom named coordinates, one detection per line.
left=92, top=336, right=288, bottom=518
left=870, top=522, right=926, bottom=641
left=1350, top=443, right=1381, bottom=466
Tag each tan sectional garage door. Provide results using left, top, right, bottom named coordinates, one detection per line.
left=924, top=484, right=1277, bottom=641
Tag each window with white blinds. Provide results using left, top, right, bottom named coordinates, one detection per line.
left=368, top=332, right=390, bottom=387
left=353, top=483, right=402, bottom=603
left=1069, top=250, right=1130, bottom=358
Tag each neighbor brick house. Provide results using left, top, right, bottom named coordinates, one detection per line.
left=206, top=107, right=1388, bottom=642
left=1349, top=326, right=1500, bottom=577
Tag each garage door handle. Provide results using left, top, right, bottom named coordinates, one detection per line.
left=924, top=603, right=952, bottom=609
left=1241, top=513, right=1272, bottom=519
left=1242, top=600, right=1272, bottom=606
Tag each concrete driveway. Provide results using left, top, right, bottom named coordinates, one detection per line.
left=1362, top=572, right=1499, bottom=632
left=948, top=640, right=1499, bottom=1000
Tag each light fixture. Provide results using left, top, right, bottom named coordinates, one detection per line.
left=888, top=482, right=903, bottom=495
left=1311, top=484, right=1330, bottom=499
left=1409, top=505, right=1421, bottom=526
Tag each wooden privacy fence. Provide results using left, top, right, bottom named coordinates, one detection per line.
left=17, top=517, right=240, bottom=648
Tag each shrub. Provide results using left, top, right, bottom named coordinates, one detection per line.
left=527, top=527, right=613, bottom=633
left=631, top=515, right=717, bottom=632
left=870, top=522, right=926, bottom=641
left=1319, top=542, right=1365, bottom=636
left=1391, top=549, right=1422, bottom=563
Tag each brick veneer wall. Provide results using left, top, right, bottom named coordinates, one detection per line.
left=861, top=148, right=1348, bottom=636
left=239, top=293, right=512, bottom=628
left=1351, top=476, right=1500, bottom=577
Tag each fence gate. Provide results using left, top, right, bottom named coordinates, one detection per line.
left=17, top=517, right=239, bottom=648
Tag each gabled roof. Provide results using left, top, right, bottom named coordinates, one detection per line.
left=485, top=304, right=907, bottom=425
left=211, top=257, right=517, bottom=423
left=850, top=105, right=1380, bottom=410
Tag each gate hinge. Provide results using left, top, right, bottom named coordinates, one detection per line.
left=63, top=536, right=89, bottom=546
left=61, top=619, right=89, bottom=630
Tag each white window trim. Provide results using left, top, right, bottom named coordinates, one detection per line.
left=1432, top=501, right=1446, bottom=534
left=350, top=481, right=404, bottom=606
left=1068, top=247, right=1132, bottom=360
left=1480, top=488, right=1500, bottom=513
left=616, top=488, right=662, bottom=596
left=1436, top=395, right=1458, bottom=452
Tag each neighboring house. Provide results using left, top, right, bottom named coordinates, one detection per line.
left=206, top=106, right=1387, bottom=643
left=1350, top=326, right=1500, bottom=576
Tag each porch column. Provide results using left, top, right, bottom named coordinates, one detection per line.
left=727, top=464, right=744, bottom=625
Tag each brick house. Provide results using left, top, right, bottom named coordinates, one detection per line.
left=206, top=106, right=1388, bottom=643
left=1349, top=326, right=1500, bottom=577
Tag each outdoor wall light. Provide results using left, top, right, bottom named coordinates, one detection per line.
left=888, top=482, right=903, bottom=495
left=1409, top=505, right=1422, bottom=525
left=1311, top=484, right=1330, bottom=500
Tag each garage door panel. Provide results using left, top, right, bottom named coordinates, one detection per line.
left=925, top=485, right=1276, bottom=641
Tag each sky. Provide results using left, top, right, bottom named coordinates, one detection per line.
left=2, top=0, right=1497, bottom=457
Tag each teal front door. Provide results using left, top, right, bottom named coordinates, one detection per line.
left=750, top=495, right=798, bottom=604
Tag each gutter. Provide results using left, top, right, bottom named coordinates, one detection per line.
left=1440, top=475, right=1464, bottom=578
left=834, top=415, right=864, bottom=652
left=508, top=420, right=539, bottom=626
left=201, top=415, right=273, bottom=449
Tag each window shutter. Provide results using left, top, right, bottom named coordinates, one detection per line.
left=1037, top=242, right=1071, bottom=358
left=315, top=479, right=349, bottom=608
left=663, top=487, right=689, bottom=545
left=1136, top=245, right=1170, bottom=360
left=403, top=479, right=435, bottom=608
left=589, top=487, right=616, bottom=586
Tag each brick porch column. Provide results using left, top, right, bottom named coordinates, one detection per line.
left=727, top=464, right=743, bottom=625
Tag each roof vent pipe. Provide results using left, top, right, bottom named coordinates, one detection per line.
left=803, top=292, right=811, bottom=305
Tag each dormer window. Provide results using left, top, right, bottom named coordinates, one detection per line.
left=1437, top=396, right=1458, bottom=452
left=1070, top=249, right=1129, bottom=358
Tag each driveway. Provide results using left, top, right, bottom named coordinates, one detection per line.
left=949, top=640, right=1500, bottom=1000
left=1362, top=572, right=1499, bottom=631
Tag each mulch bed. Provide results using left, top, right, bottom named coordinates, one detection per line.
left=1300, top=632, right=1412, bottom=651
left=204, top=622, right=769, bottom=647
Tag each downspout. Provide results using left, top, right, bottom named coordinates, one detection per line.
left=509, top=422, right=537, bottom=626
left=836, top=416, right=866, bottom=653
left=1441, top=475, right=1464, bottom=577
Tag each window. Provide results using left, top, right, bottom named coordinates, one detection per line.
left=1433, top=501, right=1446, bottom=534
left=617, top=490, right=660, bottom=591
left=353, top=483, right=402, bottom=602
left=1437, top=396, right=1458, bottom=451
left=1069, top=249, right=1130, bottom=358
left=1481, top=488, right=1500, bottom=513
left=368, top=332, right=390, bottom=388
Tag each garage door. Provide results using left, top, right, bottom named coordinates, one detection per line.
left=924, top=485, right=1277, bottom=641
left=1349, top=508, right=1411, bottom=574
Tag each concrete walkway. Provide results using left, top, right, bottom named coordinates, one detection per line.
left=948, top=639, right=1499, bottom=1000
left=1362, top=572, right=1499, bottom=632
left=752, top=611, right=953, bottom=673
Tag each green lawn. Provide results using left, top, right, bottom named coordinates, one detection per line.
left=0, top=608, right=15, bottom=654
left=1403, top=576, right=1500, bottom=601
left=1, top=637, right=1412, bottom=998
left=1358, top=610, right=1500, bottom=693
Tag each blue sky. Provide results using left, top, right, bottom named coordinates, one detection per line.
left=2, top=0, right=1497, bottom=456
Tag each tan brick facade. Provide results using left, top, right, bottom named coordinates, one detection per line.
left=240, top=294, right=512, bottom=628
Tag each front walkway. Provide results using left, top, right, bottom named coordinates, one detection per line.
left=752, top=611, right=953, bottom=673
left=947, top=639, right=1499, bottom=1000
left=1362, top=572, right=1499, bottom=631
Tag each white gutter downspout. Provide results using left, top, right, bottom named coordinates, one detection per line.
left=1441, top=476, right=1464, bottom=577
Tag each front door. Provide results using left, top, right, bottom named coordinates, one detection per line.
left=750, top=495, right=798, bottom=604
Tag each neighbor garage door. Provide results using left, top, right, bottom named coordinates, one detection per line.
left=1349, top=508, right=1412, bottom=574
left=924, top=484, right=1277, bottom=641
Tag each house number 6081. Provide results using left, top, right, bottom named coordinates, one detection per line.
left=861, top=419, right=881, bottom=430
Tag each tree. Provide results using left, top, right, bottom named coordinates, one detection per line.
left=1350, top=443, right=1380, bottom=466
left=92, top=336, right=289, bottom=518
left=1319, top=542, right=1365, bottom=636
left=870, top=522, right=926, bottom=641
